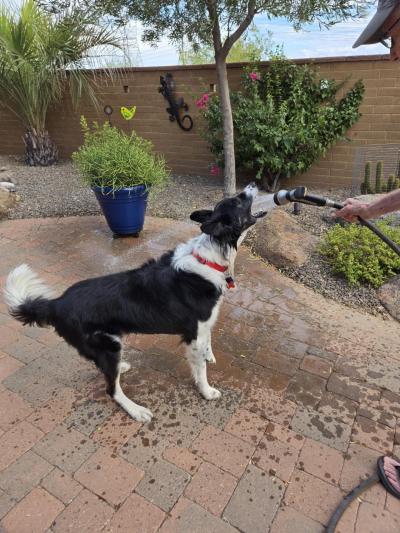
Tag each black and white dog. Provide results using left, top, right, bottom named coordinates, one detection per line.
left=4, top=184, right=264, bottom=423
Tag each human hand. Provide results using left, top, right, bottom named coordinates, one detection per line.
left=333, top=198, right=370, bottom=223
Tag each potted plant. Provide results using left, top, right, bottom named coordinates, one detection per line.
left=72, top=116, right=169, bottom=236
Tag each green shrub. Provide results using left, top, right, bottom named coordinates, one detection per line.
left=200, top=56, right=364, bottom=190
left=72, top=117, right=169, bottom=192
left=319, top=221, right=400, bottom=288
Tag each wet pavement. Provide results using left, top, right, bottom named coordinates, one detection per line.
left=0, top=215, right=400, bottom=532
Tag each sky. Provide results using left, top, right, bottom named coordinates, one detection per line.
left=4, top=0, right=387, bottom=66
left=127, top=6, right=386, bottom=66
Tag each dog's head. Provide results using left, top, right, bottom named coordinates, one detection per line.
left=190, top=183, right=264, bottom=248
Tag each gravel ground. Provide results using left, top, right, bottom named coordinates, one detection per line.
left=0, top=155, right=391, bottom=317
left=2, top=155, right=224, bottom=221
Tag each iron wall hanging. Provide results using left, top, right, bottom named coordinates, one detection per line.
left=158, top=73, right=193, bottom=131
left=103, top=105, right=113, bottom=125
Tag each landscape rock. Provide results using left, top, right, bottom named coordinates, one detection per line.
left=252, top=209, right=318, bottom=268
left=377, top=275, right=400, bottom=321
left=0, top=187, right=19, bottom=219
left=0, top=171, right=15, bottom=184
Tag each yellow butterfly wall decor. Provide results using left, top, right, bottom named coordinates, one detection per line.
left=120, top=106, right=136, bottom=120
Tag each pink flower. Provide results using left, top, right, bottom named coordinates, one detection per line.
left=249, top=72, right=261, bottom=81
left=195, top=93, right=210, bottom=109
left=210, top=164, right=220, bottom=176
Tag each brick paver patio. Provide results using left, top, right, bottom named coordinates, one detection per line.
left=0, top=215, right=400, bottom=532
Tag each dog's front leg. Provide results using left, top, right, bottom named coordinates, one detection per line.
left=204, top=329, right=216, bottom=364
left=186, top=327, right=221, bottom=400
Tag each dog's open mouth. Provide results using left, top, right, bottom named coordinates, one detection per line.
left=253, top=210, right=268, bottom=219
left=251, top=193, right=277, bottom=219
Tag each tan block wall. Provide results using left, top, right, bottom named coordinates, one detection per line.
left=0, top=54, right=399, bottom=188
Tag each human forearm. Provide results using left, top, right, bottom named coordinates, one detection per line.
left=335, top=189, right=400, bottom=222
left=363, top=189, right=400, bottom=218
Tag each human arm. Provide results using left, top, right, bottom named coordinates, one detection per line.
left=334, top=189, right=400, bottom=222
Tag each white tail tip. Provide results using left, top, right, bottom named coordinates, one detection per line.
left=4, top=264, right=53, bottom=311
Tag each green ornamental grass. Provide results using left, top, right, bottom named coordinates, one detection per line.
left=319, top=221, right=400, bottom=288
left=0, top=0, right=120, bottom=166
left=72, top=117, right=170, bottom=193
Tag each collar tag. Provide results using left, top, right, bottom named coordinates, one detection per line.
left=226, top=276, right=235, bottom=289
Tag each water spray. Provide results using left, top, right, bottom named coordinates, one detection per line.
left=253, top=186, right=400, bottom=257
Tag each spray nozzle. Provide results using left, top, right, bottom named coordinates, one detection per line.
left=252, top=186, right=342, bottom=217
left=272, top=187, right=345, bottom=210
left=273, top=186, right=307, bottom=206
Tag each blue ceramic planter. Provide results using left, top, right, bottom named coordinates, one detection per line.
left=92, top=185, right=148, bottom=236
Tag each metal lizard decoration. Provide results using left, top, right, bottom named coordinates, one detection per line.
left=158, top=73, right=193, bottom=131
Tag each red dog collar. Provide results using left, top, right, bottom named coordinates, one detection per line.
left=192, top=252, right=228, bottom=273
left=192, top=252, right=235, bottom=289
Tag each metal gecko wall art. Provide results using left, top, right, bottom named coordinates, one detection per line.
left=158, top=73, right=193, bottom=131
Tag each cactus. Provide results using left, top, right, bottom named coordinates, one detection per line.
left=394, top=177, right=400, bottom=190
left=375, top=160, right=383, bottom=193
left=362, top=161, right=372, bottom=194
left=387, top=174, right=395, bottom=192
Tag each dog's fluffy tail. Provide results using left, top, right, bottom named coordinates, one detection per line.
left=4, top=264, right=54, bottom=327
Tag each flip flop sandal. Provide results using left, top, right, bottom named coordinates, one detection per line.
left=377, top=456, right=400, bottom=499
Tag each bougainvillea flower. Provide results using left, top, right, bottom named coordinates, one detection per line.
left=210, top=163, right=220, bottom=175
left=249, top=72, right=261, bottom=81
left=195, top=93, right=210, bottom=108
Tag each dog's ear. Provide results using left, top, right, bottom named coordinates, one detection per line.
left=190, top=209, right=213, bottom=223
left=201, top=213, right=235, bottom=241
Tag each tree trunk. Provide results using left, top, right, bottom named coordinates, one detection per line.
left=23, top=128, right=58, bottom=166
left=215, top=54, right=236, bottom=197
left=262, top=170, right=281, bottom=192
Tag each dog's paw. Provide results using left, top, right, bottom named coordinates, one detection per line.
left=201, top=386, right=221, bottom=400
left=120, top=361, right=131, bottom=374
left=130, top=404, right=153, bottom=423
left=205, top=352, right=216, bottom=364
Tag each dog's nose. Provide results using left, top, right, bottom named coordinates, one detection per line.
left=244, top=182, right=258, bottom=198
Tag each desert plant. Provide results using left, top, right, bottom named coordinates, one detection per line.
left=200, top=57, right=364, bottom=191
left=375, top=161, right=383, bottom=193
left=395, top=177, right=400, bottom=190
left=319, top=220, right=400, bottom=288
left=387, top=174, right=395, bottom=192
left=0, top=0, right=120, bottom=166
left=361, top=161, right=371, bottom=194
left=72, top=117, right=169, bottom=191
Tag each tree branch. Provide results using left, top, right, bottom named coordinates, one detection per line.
left=222, top=0, right=256, bottom=57
left=206, top=0, right=222, bottom=55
